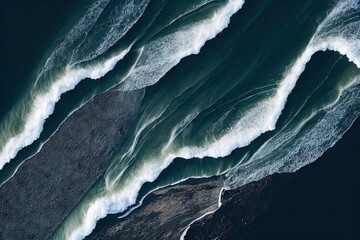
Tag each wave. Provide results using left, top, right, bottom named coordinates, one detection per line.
left=69, top=0, right=150, bottom=64
left=52, top=1, right=360, bottom=239
left=55, top=1, right=360, bottom=239
left=35, top=0, right=111, bottom=83
left=0, top=0, right=151, bottom=170
left=51, top=0, right=360, bottom=239
left=118, top=0, right=246, bottom=90
left=224, top=0, right=360, bottom=187
left=0, top=0, right=243, bottom=173
left=51, top=0, right=247, bottom=239
left=37, top=0, right=150, bottom=79
left=225, top=80, right=360, bottom=188
left=0, top=47, right=130, bottom=170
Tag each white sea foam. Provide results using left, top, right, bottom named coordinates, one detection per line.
left=63, top=74, right=289, bottom=240
left=70, top=0, right=150, bottom=63
left=38, top=0, right=149, bottom=78
left=66, top=156, right=176, bottom=240
left=225, top=81, right=360, bottom=188
left=0, top=101, right=88, bottom=187
left=55, top=2, right=247, bottom=238
left=119, top=0, right=245, bottom=90
left=67, top=150, right=226, bottom=240
left=224, top=0, right=360, bottom=188
left=36, top=0, right=110, bottom=82
left=57, top=1, right=360, bottom=239
left=0, top=0, right=150, bottom=171
left=0, top=48, right=130, bottom=170
left=117, top=174, right=222, bottom=220
left=221, top=42, right=360, bottom=186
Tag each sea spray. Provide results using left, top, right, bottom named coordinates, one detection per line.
left=225, top=0, right=360, bottom=187
left=225, top=79, right=360, bottom=188
left=50, top=1, right=360, bottom=239
left=118, top=0, right=246, bottom=90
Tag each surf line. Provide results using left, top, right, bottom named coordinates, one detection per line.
left=55, top=0, right=360, bottom=239
left=0, top=46, right=132, bottom=170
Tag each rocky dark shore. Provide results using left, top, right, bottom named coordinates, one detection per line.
left=0, top=89, right=144, bottom=240
left=87, top=177, right=224, bottom=240
left=186, top=118, right=360, bottom=240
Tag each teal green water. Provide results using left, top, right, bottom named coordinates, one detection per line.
left=0, top=0, right=359, bottom=239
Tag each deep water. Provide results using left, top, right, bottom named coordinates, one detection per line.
left=0, top=0, right=359, bottom=239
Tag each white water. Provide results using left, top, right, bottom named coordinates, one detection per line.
left=63, top=38, right=359, bottom=240
left=35, top=0, right=110, bottom=82
left=0, top=48, right=130, bottom=170
left=70, top=0, right=150, bottom=63
left=181, top=78, right=360, bottom=237
left=224, top=0, right=360, bottom=188
left=0, top=0, right=241, bottom=172
left=119, top=0, right=246, bottom=90
left=55, top=0, right=360, bottom=239
left=0, top=0, right=150, bottom=171
left=54, top=0, right=247, bottom=239
left=225, top=79, right=360, bottom=188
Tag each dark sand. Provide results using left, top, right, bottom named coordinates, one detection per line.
left=0, top=89, right=144, bottom=240
left=86, top=177, right=224, bottom=240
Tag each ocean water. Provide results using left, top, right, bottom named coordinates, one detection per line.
left=0, top=0, right=359, bottom=239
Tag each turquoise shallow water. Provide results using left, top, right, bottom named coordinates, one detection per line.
left=0, top=0, right=359, bottom=239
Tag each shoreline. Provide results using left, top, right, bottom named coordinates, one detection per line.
left=186, top=116, right=360, bottom=239
left=86, top=176, right=224, bottom=240
left=0, top=89, right=144, bottom=240
left=88, top=116, right=359, bottom=239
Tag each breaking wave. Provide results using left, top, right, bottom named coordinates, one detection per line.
left=51, top=0, right=360, bottom=239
